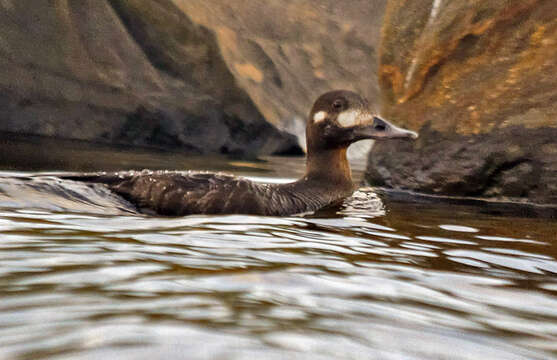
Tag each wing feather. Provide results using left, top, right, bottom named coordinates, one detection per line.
left=61, top=170, right=270, bottom=215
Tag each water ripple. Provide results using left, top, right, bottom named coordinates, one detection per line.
left=0, top=186, right=556, bottom=359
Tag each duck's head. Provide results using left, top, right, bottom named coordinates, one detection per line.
left=306, top=90, right=418, bottom=152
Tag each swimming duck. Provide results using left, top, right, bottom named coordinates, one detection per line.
left=63, top=90, right=417, bottom=216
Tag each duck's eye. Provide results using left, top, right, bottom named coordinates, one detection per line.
left=332, top=99, right=343, bottom=110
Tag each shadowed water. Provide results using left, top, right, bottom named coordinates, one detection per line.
left=0, top=139, right=556, bottom=359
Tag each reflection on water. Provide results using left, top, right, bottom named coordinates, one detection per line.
left=0, top=140, right=556, bottom=359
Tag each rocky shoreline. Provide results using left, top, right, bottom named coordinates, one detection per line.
left=1, top=0, right=556, bottom=205
left=372, top=0, right=557, bottom=205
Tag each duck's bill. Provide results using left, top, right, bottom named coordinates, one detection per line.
left=353, top=115, right=418, bottom=140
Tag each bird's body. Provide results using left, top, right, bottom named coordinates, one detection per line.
left=62, top=169, right=353, bottom=216
left=57, top=90, right=417, bottom=216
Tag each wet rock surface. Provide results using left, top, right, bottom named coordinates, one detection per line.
left=367, top=126, right=557, bottom=205
left=368, top=0, right=557, bottom=205
left=0, top=0, right=299, bottom=156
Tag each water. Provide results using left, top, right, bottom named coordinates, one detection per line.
left=0, top=138, right=556, bottom=359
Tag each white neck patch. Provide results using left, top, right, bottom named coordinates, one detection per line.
left=313, top=111, right=327, bottom=123
left=337, top=109, right=361, bottom=127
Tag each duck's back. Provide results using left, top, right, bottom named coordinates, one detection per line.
left=62, top=170, right=293, bottom=216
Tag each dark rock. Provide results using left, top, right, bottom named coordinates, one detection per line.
left=0, top=0, right=299, bottom=156
left=368, top=0, right=557, bottom=205
left=367, top=126, right=557, bottom=205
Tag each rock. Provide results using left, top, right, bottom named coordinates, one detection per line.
left=367, top=0, right=557, bottom=205
left=172, top=0, right=387, bottom=150
left=0, top=0, right=299, bottom=156
left=0, top=0, right=389, bottom=159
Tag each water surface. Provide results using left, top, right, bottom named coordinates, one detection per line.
left=0, top=139, right=556, bottom=359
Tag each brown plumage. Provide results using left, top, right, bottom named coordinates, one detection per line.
left=62, top=90, right=418, bottom=216
left=63, top=170, right=346, bottom=216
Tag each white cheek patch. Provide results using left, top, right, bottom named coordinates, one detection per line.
left=313, top=111, right=327, bottom=123
left=337, top=110, right=361, bottom=127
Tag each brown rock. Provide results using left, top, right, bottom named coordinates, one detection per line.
left=172, top=0, right=387, bottom=136
left=368, top=0, right=557, bottom=205
left=0, top=0, right=299, bottom=156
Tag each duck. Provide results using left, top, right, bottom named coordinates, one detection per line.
left=61, top=90, right=417, bottom=216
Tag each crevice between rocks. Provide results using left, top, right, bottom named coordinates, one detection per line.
left=470, top=157, right=531, bottom=197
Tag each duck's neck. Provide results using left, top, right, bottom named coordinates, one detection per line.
left=268, top=147, right=354, bottom=215
left=304, top=147, right=353, bottom=189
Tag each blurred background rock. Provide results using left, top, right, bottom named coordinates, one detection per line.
left=0, top=0, right=555, bottom=204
